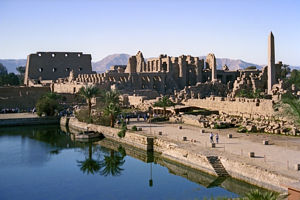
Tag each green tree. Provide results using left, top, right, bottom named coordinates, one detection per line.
left=99, top=150, right=125, bottom=176
left=16, top=66, right=25, bottom=75
left=0, top=63, right=7, bottom=75
left=77, top=142, right=101, bottom=174
left=36, top=92, right=62, bottom=116
left=280, top=64, right=290, bottom=79
left=102, top=90, right=121, bottom=127
left=153, top=96, right=175, bottom=116
left=78, top=85, right=99, bottom=119
left=16, top=66, right=26, bottom=85
left=104, top=102, right=120, bottom=127
left=0, top=73, right=20, bottom=86
left=288, top=69, right=300, bottom=89
left=282, top=92, right=300, bottom=124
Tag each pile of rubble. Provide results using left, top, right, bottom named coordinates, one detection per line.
left=170, top=113, right=300, bottom=136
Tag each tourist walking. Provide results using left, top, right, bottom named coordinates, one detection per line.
left=216, top=133, right=219, bottom=144
left=210, top=133, right=214, bottom=143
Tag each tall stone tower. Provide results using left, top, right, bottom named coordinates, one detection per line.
left=268, top=32, right=275, bottom=94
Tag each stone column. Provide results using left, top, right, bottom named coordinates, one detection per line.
left=268, top=32, right=275, bottom=94
left=206, top=53, right=217, bottom=82
left=178, top=55, right=187, bottom=88
left=167, top=56, right=171, bottom=72
left=195, top=58, right=203, bottom=83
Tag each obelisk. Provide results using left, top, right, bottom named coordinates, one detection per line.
left=268, top=32, right=275, bottom=94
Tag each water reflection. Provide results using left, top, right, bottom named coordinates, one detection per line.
left=0, top=125, right=269, bottom=199
left=77, top=142, right=101, bottom=175
left=99, top=148, right=125, bottom=176
left=0, top=125, right=74, bottom=167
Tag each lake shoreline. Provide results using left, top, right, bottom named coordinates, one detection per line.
left=64, top=116, right=299, bottom=194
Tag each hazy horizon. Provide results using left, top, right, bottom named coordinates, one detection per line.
left=1, top=0, right=300, bottom=65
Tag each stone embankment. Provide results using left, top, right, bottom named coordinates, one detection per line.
left=63, top=116, right=298, bottom=193
left=67, top=117, right=153, bottom=151
left=0, top=113, right=59, bottom=127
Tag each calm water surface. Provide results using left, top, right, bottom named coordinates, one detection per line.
left=0, top=125, right=265, bottom=200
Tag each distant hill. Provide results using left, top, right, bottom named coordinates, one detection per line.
left=1, top=55, right=298, bottom=74
left=0, top=59, right=27, bottom=73
left=289, top=66, right=300, bottom=70
left=92, top=54, right=130, bottom=73
left=199, top=56, right=262, bottom=70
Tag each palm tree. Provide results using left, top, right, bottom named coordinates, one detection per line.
left=105, top=90, right=120, bottom=105
left=242, top=189, right=281, bottom=200
left=104, top=103, right=120, bottom=127
left=77, top=142, right=101, bottom=174
left=153, top=96, right=175, bottom=116
left=99, top=150, right=125, bottom=176
left=78, top=85, right=99, bottom=119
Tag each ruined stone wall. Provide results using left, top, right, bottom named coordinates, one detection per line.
left=53, top=81, right=110, bottom=94
left=184, top=97, right=275, bottom=118
left=24, top=52, right=92, bottom=85
left=0, top=86, right=50, bottom=110
left=52, top=82, right=87, bottom=94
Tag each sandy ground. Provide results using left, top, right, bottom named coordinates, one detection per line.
left=128, top=119, right=300, bottom=181
left=0, top=113, right=38, bottom=119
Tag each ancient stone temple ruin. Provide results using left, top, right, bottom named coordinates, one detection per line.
left=23, top=33, right=291, bottom=102
left=24, top=52, right=93, bottom=86
left=2, top=32, right=299, bottom=135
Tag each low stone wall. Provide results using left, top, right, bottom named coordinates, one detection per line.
left=220, top=157, right=295, bottom=192
left=184, top=97, right=275, bottom=118
left=0, top=116, right=59, bottom=127
left=67, top=117, right=153, bottom=151
left=156, top=141, right=217, bottom=176
left=0, top=86, right=50, bottom=110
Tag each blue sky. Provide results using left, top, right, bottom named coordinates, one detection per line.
left=0, top=0, right=299, bottom=65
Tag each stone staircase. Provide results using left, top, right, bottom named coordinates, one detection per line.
left=206, top=156, right=229, bottom=177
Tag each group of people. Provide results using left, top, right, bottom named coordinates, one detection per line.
left=209, top=132, right=219, bottom=144
left=137, top=113, right=149, bottom=122
left=118, top=113, right=150, bottom=125
left=1, top=108, right=20, bottom=113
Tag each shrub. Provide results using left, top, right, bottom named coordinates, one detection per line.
left=213, top=123, right=229, bottom=129
left=75, top=108, right=91, bottom=123
left=236, top=89, right=265, bottom=99
left=131, top=125, right=137, bottom=131
left=237, top=126, right=247, bottom=133
left=96, top=115, right=111, bottom=126
left=36, top=93, right=62, bottom=116
left=243, top=189, right=280, bottom=200
left=118, top=129, right=126, bottom=138
left=75, top=108, right=111, bottom=126
left=118, top=123, right=127, bottom=138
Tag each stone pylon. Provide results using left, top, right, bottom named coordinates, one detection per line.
left=268, top=32, right=275, bottom=94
